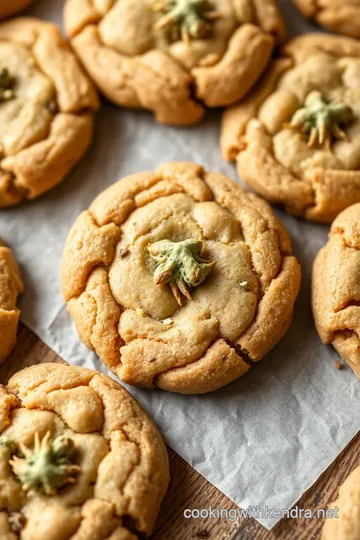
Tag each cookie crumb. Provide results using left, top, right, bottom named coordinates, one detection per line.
left=163, top=318, right=174, bottom=326
left=9, top=512, right=25, bottom=533
left=136, top=308, right=146, bottom=317
left=335, top=360, right=344, bottom=370
left=240, top=281, right=249, bottom=290
left=2, top=89, right=12, bottom=100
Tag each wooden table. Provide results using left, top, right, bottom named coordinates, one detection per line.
left=2, top=325, right=359, bottom=540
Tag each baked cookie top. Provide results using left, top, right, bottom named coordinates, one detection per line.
left=0, top=0, right=33, bottom=21
left=222, top=34, right=360, bottom=223
left=61, top=162, right=301, bottom=394
left=293, top=0, right=360, bottom=39
left=0, top=363, right=169, bottom=539
left=0, top=239, right=23, bottom=363
left=64, top=0, right=285, bottom=125
left=312, top=203, right=360, bottom=379
left=0, top=18, right=99, bottom=208
left=322, top=465, right=360, bottom=540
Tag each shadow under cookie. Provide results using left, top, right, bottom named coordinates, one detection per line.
left=0, top=17, right=99, bottom=208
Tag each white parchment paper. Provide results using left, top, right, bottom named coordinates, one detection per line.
left=2, top=0, right=359, bottom=530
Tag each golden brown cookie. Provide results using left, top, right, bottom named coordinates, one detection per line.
left=61, top=162, right=301, bottom=394
left=222, top=34, right=360, bottom=223
left=0, top=239, right=23, bottom=363
left=322, top=465, right=360, bottom=540
left=63, top=0, right=285, bottom=126
left=293, top=0, right=360, bottom=39
left=0, top=0, right=33, bottom=21
left=0, top=363, right=169, bottom=539
left=0, top=18, right=99, bottom=207
left=312, top=203, right=360, bottom=379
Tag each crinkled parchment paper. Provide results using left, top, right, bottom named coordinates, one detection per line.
left=1, top=0, right=359, bottom=529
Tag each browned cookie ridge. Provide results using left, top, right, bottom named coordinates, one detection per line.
left=64, top=0, right=285, bottom=125
left=62, top=162, right=301, bottom=394
left=0, top=363, right=169, bottom=539
left=222, top=34, right=360, bottom=223
left=0, top=18, right=99, bottom=207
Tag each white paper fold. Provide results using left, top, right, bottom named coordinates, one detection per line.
left=2, top=0, right=359, bottom=529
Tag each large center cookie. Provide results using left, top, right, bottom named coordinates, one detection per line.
left=0, top=18, right=98, bottom=207
left=62, top=162, right=301, bottom=394
left=0, top=363, right=169, bottom=539
left=222, top=34, right=360, bottom=223
left=64, top=0, right=285, bottom=125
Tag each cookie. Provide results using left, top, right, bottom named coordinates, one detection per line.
left=0, top=363, right=169, bottom=539
left=0, top=18, right=99, bottom=207
left=222, top=34, right=360, bottom=223
left=293, top=0, right=360, bottom=39
left=0, top=0, right=33, bottom=21
left=0, top=239, right=23, bottom=363
left=61, top=162, right=301, bottom=394
left=63, top=0, right=285, bottom=126
left=322, top=465, right=360, bottom=540
left=312, top=203, right=360, bottom=379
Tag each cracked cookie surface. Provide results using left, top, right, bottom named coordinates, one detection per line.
left=63, top=0, right=285, bottom=125
left=293, top=0, right=360, bottom=39
left=312, top=203, right=360, bottom=379
left=221, top=34, right=360, bottom=223
left=0, top=0, right=33, bottom=21
left=0, top=17, right=99, bottom=207
left=322, top=464, right=360, bottom=540
left=61, top=162, right=301, bottom=394
left=0, top=363, right=169, bottom=539
left=0, top=239, right=23, bottom=363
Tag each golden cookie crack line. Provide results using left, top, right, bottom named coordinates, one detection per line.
left=201, top=179, right=287, bottom=289
left=63, top=164, right=300, bottom=392
left=286, top=91, right=354, bottom=150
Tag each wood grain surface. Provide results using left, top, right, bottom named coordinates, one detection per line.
left=2, top=324, right=359, bottom=540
